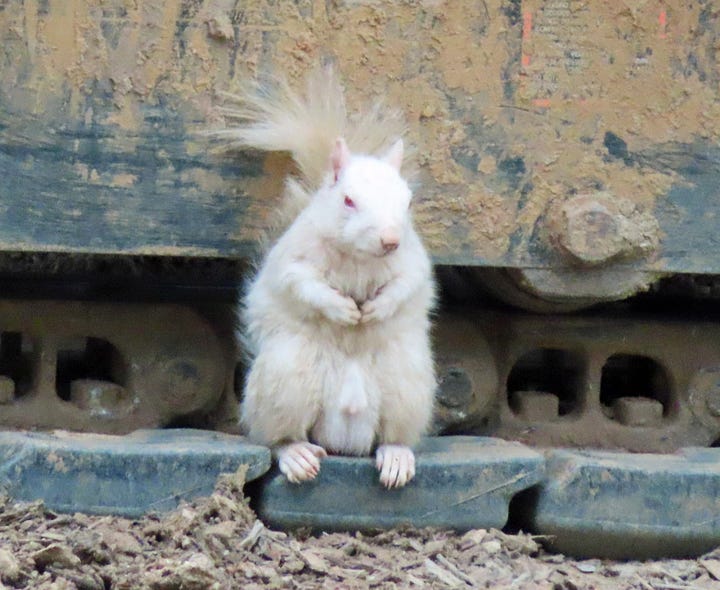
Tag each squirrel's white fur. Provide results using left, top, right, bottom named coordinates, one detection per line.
left=220, top=66, right=436, bottom=488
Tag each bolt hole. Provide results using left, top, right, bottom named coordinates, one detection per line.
left=507, top=348, right=585, bottom=417
left=600, top=354, right=673, bottom=418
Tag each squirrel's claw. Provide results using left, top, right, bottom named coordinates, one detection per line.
left=376, top=444, right=415, bottom=489
left=276, top=442, right=327, bottom=483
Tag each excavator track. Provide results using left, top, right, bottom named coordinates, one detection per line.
left=1, top=296, right=719, bottom=559
left=433, top=307, right=720, bottom=452
left=0, top=299, right=234, bottom=433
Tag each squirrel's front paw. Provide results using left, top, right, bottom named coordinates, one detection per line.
left=323, top=294, right=362, bottom=325
left=360, top=296, right=396, bottom=324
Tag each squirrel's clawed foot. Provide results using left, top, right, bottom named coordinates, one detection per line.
left=375, top=444, right=415, bottom=489
left=276, top=442, right=416, bottom=489
left=276, top=442, right=328, bottom=483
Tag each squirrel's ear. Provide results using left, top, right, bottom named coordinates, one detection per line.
left=384, top=139, right=404, bottom=171
left=331, top=138, right=351, bottom=182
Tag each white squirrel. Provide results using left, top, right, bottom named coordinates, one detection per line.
left=216, top=66, right=436, bottom=488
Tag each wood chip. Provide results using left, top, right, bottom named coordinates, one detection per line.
left=424, top=558, right=465, bottom=588
left=0, top=549, right=20, bottom=581
left=459, top=529, right=487, bottom=548
left=301, top=549, right=329, bottom=574
left=436, top=554, right=475, bottom=586
left=482, top=540, right=503, bottom=555
left=239, top=520, right=265, bottom=550
left=701, top=559, right=720, bottom=581
left=33, top=544, right=81, bottom=569
left=39, top=531, right=68, bottom=542
left=423, top=539, right=446, bottom=555
left=575, top=560, right=599, bottom=574
left=102, top=530, right=144, bottom=554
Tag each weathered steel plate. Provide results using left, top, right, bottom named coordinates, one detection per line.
left=0, top=429, right=271, bottom=517
left=526, top=447, right=720, bottom=559
left=0, top=1, right=718, bottom=279
left=252, top=436, right=545, bottom=532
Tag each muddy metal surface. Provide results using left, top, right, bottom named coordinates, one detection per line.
left=0, top=2, right=719, bottom=296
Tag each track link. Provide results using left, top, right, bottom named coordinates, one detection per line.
left=0, top=300, right=232, bottom=433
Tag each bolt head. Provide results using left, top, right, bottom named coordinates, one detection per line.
left=556, top=196, right=624, bottom=265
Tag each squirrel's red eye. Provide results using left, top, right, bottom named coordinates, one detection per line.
left=344, top=195, right=355, bottom=208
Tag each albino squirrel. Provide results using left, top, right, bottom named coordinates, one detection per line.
left=217, top=66, right=436, bottom=488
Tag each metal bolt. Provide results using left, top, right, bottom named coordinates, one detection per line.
left=551, top=191, right=660, bottom=267
left=556, top=196, right=624, bottom=266
left=437, top=367, right=473, bottom=409
left=701, top=374, right=720, bottom=417
left=687, top=367, right=720, bottom=423
left=206, top=14, right=234, bottom=41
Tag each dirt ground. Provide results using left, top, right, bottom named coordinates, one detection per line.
left=1, top=468, right=720, bottom=590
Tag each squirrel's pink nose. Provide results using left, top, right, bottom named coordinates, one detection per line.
left=380, top=231, right=400, bottom=254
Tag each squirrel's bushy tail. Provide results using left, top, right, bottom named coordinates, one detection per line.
left=213, top=65, right=408, bottom=208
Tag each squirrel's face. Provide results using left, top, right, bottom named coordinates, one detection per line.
left=334, top=158, right=412, bottom=258
left=328, top=139, right=413, bottom=259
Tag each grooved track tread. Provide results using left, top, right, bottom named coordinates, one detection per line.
left=252, top=436, right=545, bottom=532
left=0, top=429, right=271, bottom=517
left=529, top=448, right=720, bottom=559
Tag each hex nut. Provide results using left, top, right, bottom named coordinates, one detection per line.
left=549, top=192, right=660, bottom=267
left=556, top=197, right=624, bottom=265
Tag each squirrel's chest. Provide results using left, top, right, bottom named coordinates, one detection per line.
left=324, top=264, right=391, bottom=306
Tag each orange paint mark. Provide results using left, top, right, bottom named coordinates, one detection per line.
left=659, top=10, right=667, bottom=39
left=522, top=12, right=532, bottom=41
left=533, top=98, right=551, bottom=108
left=521, top=12, right=533, bottom=68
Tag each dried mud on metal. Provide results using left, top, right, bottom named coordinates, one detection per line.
left=0, top=468, right=718, bottom=590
